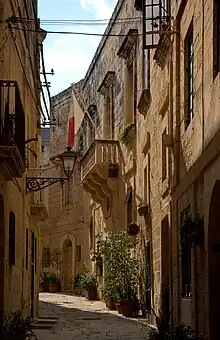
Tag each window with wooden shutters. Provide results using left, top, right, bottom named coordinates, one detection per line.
left=76, top=245, right=81, bottom=262
left=25, top=228, right=28, bottom=271
left=125, top=188, right=133, bottom=227
left=180, top=206, right=192, bottom=298
left=146, top=240, right=151, bottom=311
left=184, top=21, right=194, bottom=128
left=34, top=237, right=37, bottom=273
left=9, top=211, right=15, bottom=266
left=213, top=0, right=220, bottom=79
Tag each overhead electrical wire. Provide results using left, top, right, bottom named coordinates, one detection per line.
left=13, top=16, right=141, bottom=23
left=8, top=26, right=47, bottom=122
left=40, top=44, right=54, bottom=120
left=13, top=26, right=143, bottom=37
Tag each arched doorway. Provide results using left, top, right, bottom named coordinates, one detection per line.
left=0, top=195, right=5, bottom=323
left=62, top=239, right=73, bottom=291
left=208, top=180, right=220, bottom=340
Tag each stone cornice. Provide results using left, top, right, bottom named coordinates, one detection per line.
left=117, top=29, right=138, bottom=59
left=97, top=71, right=115, bottom=95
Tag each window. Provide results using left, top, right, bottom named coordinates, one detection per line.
left=76, top=245, right=81, bottom=262
left=89, top=218, right=93, bottom=249
left=25, top=229, right=28, bottom=271
left=213, top=0, right=220, bottom=78
left=9, top=211, right=15, bottom=266
left=144, top=166, right=148, bottom=202
left=184, top=22, right=194, bottom=128
left=124, top=60, right=134, bottom=124
left=34, top=237, right=37, bottom=273
left=162, top=128, right=167, bottom=182
left=180, top=206, right=192, bottom=298
left=146, top=241, right=151, bottom=311
left=42, top=247, right=50, bottom=267
left=125, top=188, right=133, bottom=226
left=144, top=49, right=150, bottom=90
left=64, top=177, right=73, bottom=204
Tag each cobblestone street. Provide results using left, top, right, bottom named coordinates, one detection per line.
left=34, top=293, right=149, bottom=340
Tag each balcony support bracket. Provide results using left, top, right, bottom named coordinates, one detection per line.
left=26, top=176, right=67, bottom=195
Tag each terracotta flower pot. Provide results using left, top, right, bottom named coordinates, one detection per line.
left=116, top=301, right=123, bottom=314
left=120, top=300, right=140, bottom=318
left=84, top=287, right=97, bottom=301
left=49, top=282, right=58, bottom=293
left=106, top=299, right=116, bottom=310
left=41, top=282, right=49, bottom=292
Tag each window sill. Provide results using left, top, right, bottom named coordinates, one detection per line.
left=153, top=28, right=171, bottom=68
left=137, top=88, right=151, bottom=116
left=161, top=177, right=169, bottom=198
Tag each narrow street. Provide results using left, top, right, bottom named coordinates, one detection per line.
left=34, top=293, right=149, bottom=340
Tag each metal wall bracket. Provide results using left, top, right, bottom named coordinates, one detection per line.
left=26, top=176, right=67, bottom=194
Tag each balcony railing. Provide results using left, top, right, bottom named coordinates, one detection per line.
left=80, top=140, right=119, bottom=203
left=0, top=80, right=25, bottom=180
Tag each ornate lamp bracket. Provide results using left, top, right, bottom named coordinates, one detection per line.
left=26, top=176, right=67, bottom=195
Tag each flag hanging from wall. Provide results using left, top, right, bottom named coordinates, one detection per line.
left=67, top=117, right=75, bottom=148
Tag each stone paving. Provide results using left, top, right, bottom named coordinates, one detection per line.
left=34, top=293, right=150, bottom=340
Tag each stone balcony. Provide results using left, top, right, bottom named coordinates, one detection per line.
left=81, top=140, right=120, bottom=203
left=29, top=190, right=48, bottom=222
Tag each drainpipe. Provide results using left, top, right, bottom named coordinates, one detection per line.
left=175, top=17, right=181, bottom=324
left=168, top=35, right=174, bottom=327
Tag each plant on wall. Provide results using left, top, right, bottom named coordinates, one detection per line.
left=119, top=122, right=135, bottom=144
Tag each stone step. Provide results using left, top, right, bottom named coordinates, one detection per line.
left=32, top=317, right=58, bottom=330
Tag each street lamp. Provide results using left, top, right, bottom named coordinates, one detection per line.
left=60, top=147, right=77, bottom=179
left=26, top=147, right=77, bottom=194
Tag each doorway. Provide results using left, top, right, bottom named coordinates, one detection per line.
left=161, top=216, right=170, bottom=322
left=30, top=232, right=35, bottom=319
left=62, top=239, right=73, bottom=291
left=0, top=195, right=5, bottom=324
left=208, top=180, right=220, bottom=340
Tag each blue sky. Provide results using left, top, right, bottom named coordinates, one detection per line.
left=38, top=0, right=117, bottom=96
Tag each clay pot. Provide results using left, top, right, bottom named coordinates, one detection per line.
left=84, top=288, right=97, bottom=301
left=120, top=300, right=140, bottom=318
left=106, top=300, right=116, bottom=310
left=49, top=282, right=58, bottom=293
left=116, top=301, right=123, bottom=314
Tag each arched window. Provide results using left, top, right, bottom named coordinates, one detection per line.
left=9, top=211, right=15, bottom=266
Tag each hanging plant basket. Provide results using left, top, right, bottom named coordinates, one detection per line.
left=138, top=203, right=148, bottom=217
left=128, top=222, right=140, bottom=236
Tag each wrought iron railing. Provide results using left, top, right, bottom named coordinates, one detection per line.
left=0, top=80, right=25, bottom=163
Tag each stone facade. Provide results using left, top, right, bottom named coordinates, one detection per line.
left=40, top=86, right=91, bottom=291
left=0, top=0, right=46, bottom=318
left=71, top=0, right=220, bottom=337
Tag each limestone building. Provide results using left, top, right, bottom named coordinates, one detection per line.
left=73, top=0, right=220, bottom=337
left=40, top=85, right=91, bottom=291
left=0, top=0, right=47, bottom=319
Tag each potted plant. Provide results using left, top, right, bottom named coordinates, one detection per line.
left=0, top=302, right=37, bottom=339
left=78, top=273, right=97, bottom=300
left=102, top=277, right=117, bottom=310
left=48, top=273, right=60, bottom=293
left=39, top=273, right=50, bottom=292
left=127, top=222, right=140, bottom=236
left=137, top=202, right=148, bottom=217
left=99, top=231, right=141, bottom=318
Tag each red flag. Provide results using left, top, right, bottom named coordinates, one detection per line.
left=67, top=117, right=75, bottom=148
